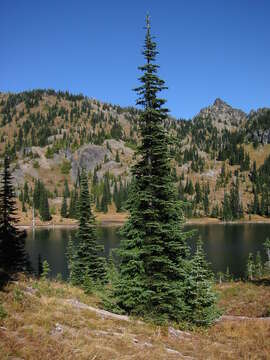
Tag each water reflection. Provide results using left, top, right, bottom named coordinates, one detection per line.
left=25, top=224, right=269, bottom=280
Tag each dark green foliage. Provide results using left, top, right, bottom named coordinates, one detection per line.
left=222, top=192, right=232, bottom=221
left=41, top=260, right=50, bottom=280
left=68, top=170, right=106, bottom=286
left=221, top=177, right=243, bottom=221
left=229, top=176, right=243, bottom=220
left=69, top=187, right=79, bottom=219
left=0, top=156, right=29, bottom=273
left=39, top=189, right=51, bottom=221
left=184, top=239, right=219, bottom=325
left=61, top=160, right=71, bottom=175
left=23, top=181, right=30, bottom=203
left=64, top=178, right=70, bottom=198
left=33, top=179, right=51, bottom=220
left=114, top=17, right=210, bottom=324
left=100, top=172, right=111, bottom=213
left=263, top=238, right=270, bottom=273
left=202, top=182, right=210, bottom=216
left=254, top=251, right=263, bottom=278
left=113, top=179, right=129, bottom=213
left=195, top=182, right=202, bottom=204
left=246, top=253, right=255, bottom=280
left=38, top=254, right=43, bottom=278
left=184, top=178, right=194, bottom=195
left=61, top=195, right=68, bottom=218
left=115, top=150, right=120, bottom=163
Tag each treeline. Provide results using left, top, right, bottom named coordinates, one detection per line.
left=18, top=170, right=130, bottom=221
left=0, top=89, right=140, bottom=158
left=248, top=157, right=270, bottom=216
left=177, top=171, right=243, bottom=221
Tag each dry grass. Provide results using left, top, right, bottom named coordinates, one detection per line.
left=0, top=276, right=270, bottom=359
left=217, top=280, right=270, bottom=317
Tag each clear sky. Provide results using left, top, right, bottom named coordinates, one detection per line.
left=1, top=0, right=269, bottom=119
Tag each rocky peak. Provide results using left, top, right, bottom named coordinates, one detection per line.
left=213, top=98, right=229, bottom=109
left=193, top=98, right=247, bottom=131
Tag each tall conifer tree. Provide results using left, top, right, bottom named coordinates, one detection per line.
left=115, top=16, right=193, bottom=322
left=0, top=156, right=28, bottom=272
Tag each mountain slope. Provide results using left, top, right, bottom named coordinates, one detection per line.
left=1, top=89, right=270, bottom=223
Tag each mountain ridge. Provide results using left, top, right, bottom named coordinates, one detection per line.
left=1, top=89, right=270, bottom=222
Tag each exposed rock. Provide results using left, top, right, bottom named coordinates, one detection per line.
left=71, top=144, right=111, bottom=180
left=66, top=299, right=132, bottom=322
left=51, top=323, right=64, bottom=336
left=168, top=326, right=191, bottom=340
left=104, top=139, right=134, bottom=156
left=48, top=134, right=64, bottom=143
left=165, top=347, right=194, bottom=359
left=194, top=98, right=247, bottom=131
left=97, top=160, right=125, bottom=178
left=246, top=108, right=270, bottom=144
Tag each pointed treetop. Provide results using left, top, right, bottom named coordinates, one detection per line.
left=146, top=14, right=150, bottom=30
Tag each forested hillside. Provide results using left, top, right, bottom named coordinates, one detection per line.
left=0, top=89, right=270, bottom=223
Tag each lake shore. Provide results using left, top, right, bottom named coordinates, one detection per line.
left=18, top=212, right=270, bottom=229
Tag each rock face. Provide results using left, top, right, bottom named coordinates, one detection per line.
left=71, top=144, right=111, bottom=180
left=194, top=98, right=247, bottom=130
left=247, top=108, right=270, bottom=144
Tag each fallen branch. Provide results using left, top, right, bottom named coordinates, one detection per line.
left=66, top=299, right=133, bottom=322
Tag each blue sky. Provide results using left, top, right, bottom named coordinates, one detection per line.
left=1, top=0, right=269, bottom=119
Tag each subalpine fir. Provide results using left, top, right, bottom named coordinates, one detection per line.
left=68, top=170, right=106, bottom=285
left=184, top=239, right=219, bottom=325
left=115, top=16, right=193, bottom=322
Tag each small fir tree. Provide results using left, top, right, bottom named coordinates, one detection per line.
left=184, top=239, right=219, bottom=325
left=246, top=253, right=255, bottom=281
left=254, top=251, right=263, bottom=278
left=68, top=170, right=106, bottom=285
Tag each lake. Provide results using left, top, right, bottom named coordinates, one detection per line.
left=25, top=223, right=270, bottom=280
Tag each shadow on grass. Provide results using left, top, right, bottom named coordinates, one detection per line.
left=0, top=270, right=11, bottom=291
left=251, top=278, right=270, bottom=287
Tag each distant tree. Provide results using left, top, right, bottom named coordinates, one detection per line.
left=251, top=186, right=260, bottom=215
left=230, top=177, right=243, bottom=219
left=202, top=182, right=210, bottom=216
left=115, top=150, right=120, bottom=163
left=69, top=187, right=79, bottom=219
left=64, top=178, right=70, bottom=198
left=68, top=170, right=106, bottom=285
left=222, top=192, right=232, bottom=221
left=61, top=194, right=68, bottom=218
left=195, top=182, right=202, bottom=204
left=39, top=189, right=51, bottom=221
left=23, top=181, right=30, bottom=203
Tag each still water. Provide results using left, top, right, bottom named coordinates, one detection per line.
left=25, top=224, right=270, bottom=280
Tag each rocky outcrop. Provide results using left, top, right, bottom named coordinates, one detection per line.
left=194, top=98, right=247, bottom=130
left=247, top=108, right=270, bottom=144
left=71, top=144, right=111, bottom=180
